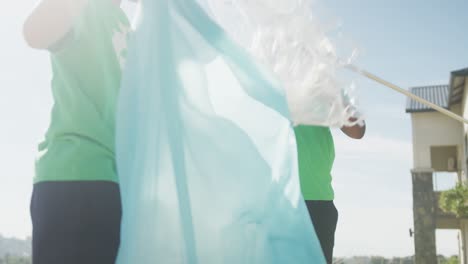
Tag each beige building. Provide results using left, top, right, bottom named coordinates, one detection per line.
left=406, top=68, right=468, bottom=263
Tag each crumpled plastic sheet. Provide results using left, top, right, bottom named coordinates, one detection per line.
left=203, top=0, right=362, bottom=127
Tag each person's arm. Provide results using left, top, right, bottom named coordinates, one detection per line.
left=23, top=0, right=89, bottom=49
left=341, top=117, right=366, bottom=139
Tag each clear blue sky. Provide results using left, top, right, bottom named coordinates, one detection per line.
left=0, top=0, right=467, bottom=258
left=324, top=0, right=468, bottom=257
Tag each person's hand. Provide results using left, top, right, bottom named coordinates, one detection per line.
left=341, top=117, right=366, bottom=139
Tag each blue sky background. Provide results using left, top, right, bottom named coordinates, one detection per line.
left=0, top=0, right=467, bottom=258
left=325, top=0, right=468, bottom=257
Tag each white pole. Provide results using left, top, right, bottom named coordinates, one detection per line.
left=346, top=64, right=468, bottom=125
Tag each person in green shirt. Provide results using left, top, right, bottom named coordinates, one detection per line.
left=23, top=0, right=134, bottom=263
left=295, top=118, right=365, bottom=264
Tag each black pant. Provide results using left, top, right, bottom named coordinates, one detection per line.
left=305, top=200, right=338, bottom=264
left=31, top=181, right=122, bottom=264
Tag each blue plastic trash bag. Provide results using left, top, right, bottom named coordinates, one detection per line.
left=115, top=0, right=326, bottom=263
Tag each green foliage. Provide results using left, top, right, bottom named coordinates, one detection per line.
left=0, top=254, right=31, bottom=264
left=440, top=183, right=468, bottom=217
left=0, top=235, right=31, bottom=264
left=334, top=255, right=457, bottom=264
left=369, top=256, right=386, bottom=264
left=440, top=255, right=459, bottom=264
left=0, top=235, right=31, bottom=258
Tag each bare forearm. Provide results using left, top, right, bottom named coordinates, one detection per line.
left=23, top=0, right=88, bottom=49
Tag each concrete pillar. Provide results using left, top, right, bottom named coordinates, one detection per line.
left=411, top=170, right=437, bottom=264
left=461, top=220, right=468, bottom=264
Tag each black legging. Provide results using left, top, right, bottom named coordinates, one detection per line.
left=31, top=181, right=121, bottom=264
left=305, top=200, right=338, bottom=264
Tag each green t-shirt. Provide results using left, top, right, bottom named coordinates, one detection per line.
left=35, top=0, right=130, bottom=183
left=294, top=125, right=335, bottom=201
